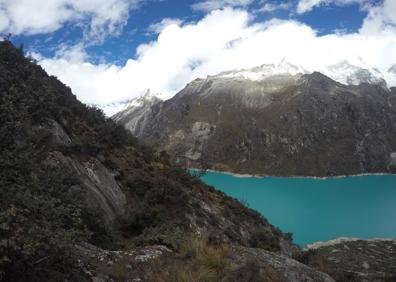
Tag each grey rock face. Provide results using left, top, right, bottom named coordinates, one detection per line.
left=49, top=120, right=72, bottom=147
left=388, top=65, right=396, bottom=74
left=32, top=120, right=72, bottom=148
left=46, top=151, right=126, bottom=226
left=390, top=152, right=396, bottom=167
left=112, top=92, right=162, bottom=138
left=115, top=72, right=396, bottom=176
left=182, top=121, right=215, bottom=162
left=80, top=159, right=127, bottom=221
left=35, top=118, right=127, bottom=227
left=75, top=242, right=334, bottom=282
left=302, top=238, right=396, bottom=282
left=74, top=243, right=172, bottom=281
left=230, top=246, right=335, bottom=282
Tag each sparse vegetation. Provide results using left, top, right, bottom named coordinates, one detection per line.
left=108, top=257, right=130, bottom=281
left=0, top=40, right=292, bottom=281
left=147, top=237, right=230, bottom=282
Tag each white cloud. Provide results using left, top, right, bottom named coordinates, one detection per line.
left=296, top=0, right=368, bottom=14
left=0, top=0, right=140, bottom=42
left=259, top=1, right=292, bottom=12
left=147, top=18, right=184, bottom=34
left=0, top=10, right=10, bottom=31
left=297, top=0, right=325, bottom=13
left=36, top=6, right=396, bottom=115
left=191, top=0, right=253, bottom=12
left=360, top=0, right=396, bottom=34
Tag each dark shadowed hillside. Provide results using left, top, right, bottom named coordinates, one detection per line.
left=0, top=40, right=310, bottom=281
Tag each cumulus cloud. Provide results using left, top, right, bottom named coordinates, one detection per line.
left=191, top=0, right=253, bottom=12
left=258, top=1, right=292, bottom=12
left=0, top=0, right=140, bottom=42
left=147, top=18, right=184, bottom=34
left=360, top=0, right=396, bottom=34
left=36, top=5, right=396, bottom=115
left=296, top=0, right=369, bottom=14
left=297, top=0, right=327, bottom=13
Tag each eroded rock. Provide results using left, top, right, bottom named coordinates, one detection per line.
left=302, top=238, right=396, bottom=282
left=46, top=152, right=126, bottom=226
left=231, top=246, right=335, bottom=282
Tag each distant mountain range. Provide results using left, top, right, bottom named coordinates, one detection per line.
left=108, top=59, right=396, bottom=116
left=114, top=63, right=396, bottom=176
left=209, top=59, right=391, bottom=88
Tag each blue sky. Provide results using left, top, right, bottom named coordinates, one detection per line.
left=8, top=0, right=370, bottom=65
left=1, top=0, right=395, bottom=113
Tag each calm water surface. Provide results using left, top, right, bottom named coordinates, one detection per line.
left=200, top=172, right=396, bottom=246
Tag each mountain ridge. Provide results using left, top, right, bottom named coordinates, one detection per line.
left=107, top=59, right=395, bottom=116
left=0, top=40, right=298, bottom=281
left=2, top=40, right=396, bottom=282
left=115, top=67, right=396, bottom=177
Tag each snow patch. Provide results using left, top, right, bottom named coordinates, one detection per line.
left=214, top=58, right=308, bottom=81
left=211, top=58, right=394, bottom=88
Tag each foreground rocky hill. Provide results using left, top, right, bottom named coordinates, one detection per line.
left=114, top=66, right=396, bottom=177
left=2, top=41, right=396, bottom=281
left=302, top=238, right=396, bottom=282
left=0, top=40, right=331, bottom=281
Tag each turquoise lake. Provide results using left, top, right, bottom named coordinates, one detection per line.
left=200, top=172, right=396, bottom=246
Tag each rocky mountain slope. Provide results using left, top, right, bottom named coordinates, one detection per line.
left=2, top=41, right=396, bottom=282
left=302, top=238, right=396, bottom=282
left=0, top=40, right=346, bottom=281
left=115, top=64, right=396, bottom=176
left=109, top=59, right=392, bottom=116
left=112, top=90, right=163, bottom=138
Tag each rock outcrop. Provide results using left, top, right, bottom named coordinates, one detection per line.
left=112, top=90, right=163, bottom=137
left=75, top=243, right=334, bottom=282
left=46, top=151, right=127, bottom=226
left=230, top=246, right=335, bottom=282
left=302, top=238, right=396, bottom=281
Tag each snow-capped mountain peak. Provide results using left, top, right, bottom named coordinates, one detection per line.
left=276, top=57, right=307, bottom=75
left=388, top=65, right=396, bottom=74
left=214, top=58, right=307, bottom=81
left=320, top=60, right=387, bottom=87
left=126, top=89, right=161, bottom=108
left=100, top=90, right=162, bottom=117
left=210, top=59, right=392, bottom=88
left=112, top=89, right=163, bottom=135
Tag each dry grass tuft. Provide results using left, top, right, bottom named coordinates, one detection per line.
left=147, top=237, right=230, bottom=282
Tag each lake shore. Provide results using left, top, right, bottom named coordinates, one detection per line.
left=305, top=237, right=396, bottom=250
left=198, top=170, right=396, bottom=246
left=190, top=168, right=396, bottom=180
